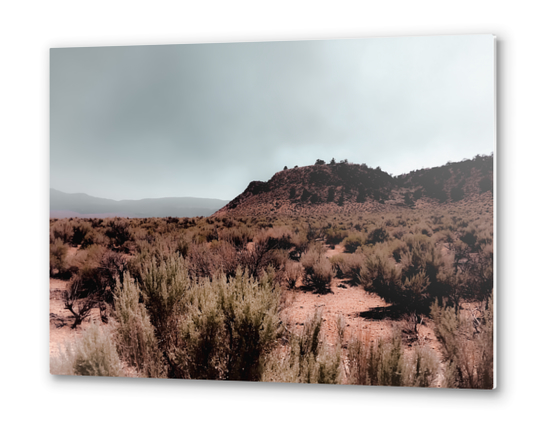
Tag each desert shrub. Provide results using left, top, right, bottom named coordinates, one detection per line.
left=366, top=226, right=389, bottom=245
left=50, top=220, right=74, bottom=244
left=262, top=311, right=341, bottom=384
left=80, top=228, right=109, bottom=248
left=413, top=224, right=433, bottom=237
left=374, top=329, right=404, bottom=386
left=399, top=236, right=446, bottom=304
left=220, top=225, right=252, bottom=248
left=301, top=247, right=335, bottom=293
left=70, top=244, right=124, bottom=301
left=207, top=240, right=241, bottom=278
left=343, top=233, right=365, bottom=253
left=391, top=227, right=406, bottom=240
left=434, top=229, right=455, bottom=244
left=437, top=258, right=468, bottom=311
left=328, top=255, right=345, bottom=277
left=346, top=328, right=438, bottom=387
left=471, top=243, right=494, bottom=301
left=359, top=234, right=448, bottom=312
left=238, top=236, right=276, bottom=278
left=459, top=225, right=478, bottom=250
left=324, top=226, right=348, bottom=246
left=174, top=236, right=190, bottom=257
left=290, top=228, right=309, bottom=253
left=139, top=254, right=191, bottom=359
left=259, top=227, right=295, bottom=250
left=431, top=297, right=493, bottom=389
left=186, top=242, right=217, bottom=279
left=105, top=219, right=133, bottom=251
left=218, top=270, right=282, bottom=381
left=388, top=239, right=406, bottom=262
left=401, top=344, right=440, bottom=387
left=177, top=280, right=226, bottom=380
left=112, top=271, right=164, bottom=378
left=50, top=239, right=69, bottom=276
left=284, top=260, right=304, bottom=289
left=346, top=335, right=370, bottom=385
left=63, top=277, right=97, bottom=328
left=358, top=248, right=401, bottom=302
left=71, top=220, right=93, bottom=246
left=178, top=270, right=282, bottom=381
left=347, top=330, right=403, bottom=386
left=447, top=239, right=493, bottom=303
left=51, top=322, right=124, bottom=377
left=98, top=251, right=128, bottom=303
left=330, top=253, right=363, bottom=284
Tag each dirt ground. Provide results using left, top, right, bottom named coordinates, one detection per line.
left=49, top=277, right=103, bottom=356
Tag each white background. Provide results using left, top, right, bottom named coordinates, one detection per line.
left=1, top=1, right=540, bottom=422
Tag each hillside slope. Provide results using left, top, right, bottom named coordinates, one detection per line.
left=214, top=155, right=493, bottom=217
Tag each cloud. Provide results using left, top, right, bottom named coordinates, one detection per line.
left=51, top=35, right=494, bottom=200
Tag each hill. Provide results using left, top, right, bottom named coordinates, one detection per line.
left=214, top=154, right=493, bottom=217
left=50, top=189, right=229, bottom=218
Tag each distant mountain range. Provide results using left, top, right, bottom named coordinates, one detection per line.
left=50, top=189, right=229, bottom=218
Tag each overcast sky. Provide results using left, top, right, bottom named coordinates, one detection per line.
left=50, top=35, right=495, bottom=201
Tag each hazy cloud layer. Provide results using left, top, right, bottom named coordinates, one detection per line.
left=51, top=35, right=494, bottom=200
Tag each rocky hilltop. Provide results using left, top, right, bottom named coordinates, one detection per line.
left=214, top=155, right=493, bottom=217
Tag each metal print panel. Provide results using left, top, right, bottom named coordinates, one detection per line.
left=50, top=35, right=495, bottom=388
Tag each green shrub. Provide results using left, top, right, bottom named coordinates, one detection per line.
left=366, top=226, right=389, bottom=245
left=113, top=272, right=164, bottom=378
left=72, top=220, right=93, bottom=245
left=218, top=270, right=282, bottom=381
left=401, top=345, right=440, bottom=387
left=324, top=226, right=348, bottom=246
left=105, top=218, right=133, bottom=251
left=301, top=248, right=335, bottom=293
left=220, top=225, right=252, bottom=248
left=346, top=328, right=439, bottom=387
left=238, top=235, right=277, bottom=278
left=400, top=237, right=446, bottom=305
left=358, top=249, right=401, bottom=302
left=187, top=242, right=218, bottom=279
left=343, top=233, right=365, bottom=253
left=51, top=322, right=124, bottom=377
left=262, top=311, right=341, bottom=384
left=177, top=270, right=282, bottom=381
left=81, top=228, right=109, bottom=248
left=330, top=253, right=363, bottom=284
left=177, top=280, right=226, bottom=380
left=50, top=239, right=69, bottom=276
left=50, top=220, right=74, bottom=244
left=139, top=254, right=191, bottom=357
left=375, top=329, right=404, bottom=386
left=284, top=260, right=304, bottom=289
left=68, top=244, right=126, bottom=305
left=431, top=297, right=493, bottom=389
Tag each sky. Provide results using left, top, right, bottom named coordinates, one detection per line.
left=50, top=35, right=495, bottom=201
